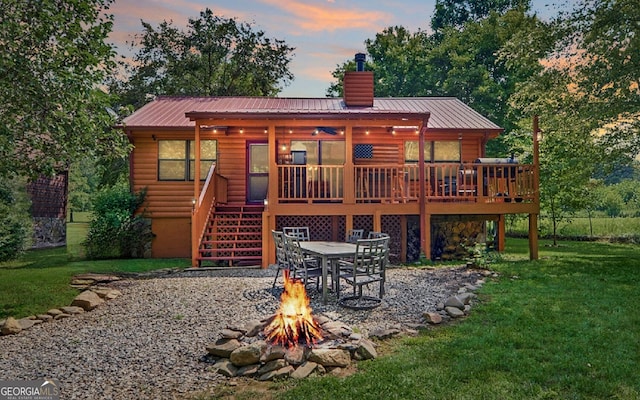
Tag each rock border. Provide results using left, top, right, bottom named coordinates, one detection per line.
left=203, top=269, right=496, bottom=381
left=0, top=274, right=122, bottom=336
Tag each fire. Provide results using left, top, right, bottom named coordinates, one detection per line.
left=264, top=271, right=323, bottom=348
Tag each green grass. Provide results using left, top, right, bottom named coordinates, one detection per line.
left=0, top=246, right=190, bottom=319
left=3, top=236, right=640, bottom=399
left=507, top=216, right=640, bottom=238
left=274, top=239, right=640, bottom=400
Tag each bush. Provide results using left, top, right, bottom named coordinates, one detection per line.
left=0, top=177, right=32, bottom=261
left=83, top=186, right=154, bottom=259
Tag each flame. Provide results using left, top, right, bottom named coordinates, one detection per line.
left=264, top=270, right=323, bottom=348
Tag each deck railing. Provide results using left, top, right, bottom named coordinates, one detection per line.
left=277, top=162, right=536, bottom=204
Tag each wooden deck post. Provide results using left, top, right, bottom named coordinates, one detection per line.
left=424, top=213, right=431, bottom=260
left=497, top=214, right=505, bottom=251
left=191, top=122, right=201, bottom=268
left=529, top=213, right=539, bottom=260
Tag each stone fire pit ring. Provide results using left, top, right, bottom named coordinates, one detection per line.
left=338, top=295, right=382, bottom=310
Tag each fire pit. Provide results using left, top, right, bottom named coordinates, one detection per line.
left=204, top=272, right=380, bottom=380
left=263, top=271, right=323, bottom=348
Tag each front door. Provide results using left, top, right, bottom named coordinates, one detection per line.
left=247, top=142, right=269, bottom=203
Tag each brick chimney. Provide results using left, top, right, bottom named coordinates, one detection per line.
left=343, top=53, right=374, bottom=107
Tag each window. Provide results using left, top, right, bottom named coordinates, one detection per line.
left=404, top=141, right=432, bottom=162
left=404, top=141, right=460, bottom=162
left=158, top=140, right=217, bottom=181
left=433, top=141, right=460, bottom=162
left=290, top=140, right=344, bottom=165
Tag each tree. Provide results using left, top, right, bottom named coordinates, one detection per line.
left=554, top=0, right=640, bottom=171
left=113, top=8, right=295, bottom=109
left=431, top=0, right=531, bottom=33
left=0, top=177, right=32, bottom=261
left=0, top=0, right=130, bottom=179
left=327, top=7, right=549, bottom=149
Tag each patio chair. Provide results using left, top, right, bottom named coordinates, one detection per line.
left=337, top=236, right=389, bottom=301
left=367, top=231, right=387, bottom=239
left=271, top=230, right=290, bottom=289
left=283, top=233, right=323, bottom=289
left=283, top=226, right=311, bottom=241
left=346, top=229, right=364, bottom=243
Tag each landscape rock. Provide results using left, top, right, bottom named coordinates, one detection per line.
left=257, top=359, right=288, bottom=375
left=258, top=365, right=294, bottom=381
left=261, top=345, right=286, bottom=362
left=71, top=290, right=105, bottom=311
left=213, top=359, right=238, bottom=377
left=307, top=348, right=351, bottom=368
left=47, top=309, right=63, bottom=316
left=54, top=313, right=72, bottom=320
left=444, top=296, right=465, bottom=309
left=17, top=318, right=36, bottom=330
left=458, top=292, right=476, bottom=305
left=220, top=328, right=243, bottom=340
left=445, top=306, right=465, bottom=318
left=36, top=314, right=53, bottom=322
left=61, top=306, right=85, bottom=315
left=1, top=317, right=21, bottom=335
left=244, top=320, right=264, bottom=337
left=284, top=346, right=305, bottom=365
left=236, top=364, right=260, bottom=377
left=206, top=339, right=242, bottom=358
left=355, top=338, right=377, bottom=360
left=369, top=328, right=402, bottom=340
left=423, top=312, right=443, bottom=324
left=229, top=344, right=262, bottom=366
left=91, top=287, right=122, bottom=300
left=290, top=361, right=318, bottom=379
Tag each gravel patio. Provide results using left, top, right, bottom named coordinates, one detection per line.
left=0, top=265, right=485, bottom=399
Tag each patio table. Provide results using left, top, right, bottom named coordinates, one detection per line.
left=298, top=241, right=357, bottom=304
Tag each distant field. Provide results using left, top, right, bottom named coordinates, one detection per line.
left=67, top=222, right=89, bottom=259
left=67, top=211, right=92, bottom=223
left=507, top=216, right=640, bottom=238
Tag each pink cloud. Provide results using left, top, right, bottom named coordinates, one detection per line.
left=258, top=0, right=392, bottom=33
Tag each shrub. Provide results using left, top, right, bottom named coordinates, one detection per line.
left=83, top=186, right=154, bottom=259
left=0, top=177, right=32, bottom=261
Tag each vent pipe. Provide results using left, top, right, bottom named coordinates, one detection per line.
left=355, top=53, right=366, bottom=72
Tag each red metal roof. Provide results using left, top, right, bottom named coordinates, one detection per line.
left=120, top=96, right=502, bottom=131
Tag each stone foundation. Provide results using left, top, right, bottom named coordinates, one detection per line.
left=32, top=217, right=66, bottom=248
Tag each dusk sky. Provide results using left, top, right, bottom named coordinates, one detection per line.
left=107, top=0, right=568, bottom=98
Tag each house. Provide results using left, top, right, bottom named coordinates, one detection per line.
left=120, top=56, right=540, bottom=267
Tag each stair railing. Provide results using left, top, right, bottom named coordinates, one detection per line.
left=191, top=164, right=227, bottom=267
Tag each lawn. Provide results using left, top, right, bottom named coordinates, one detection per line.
left=507, top=216, right=640, bottom=239
left=0, top=246, right=190, bottom=319
left=270, top=239, right=640, bottom=400
left=3, top=238, right=639, bottom=399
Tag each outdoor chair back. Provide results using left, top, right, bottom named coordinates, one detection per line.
left=346, top=229, right=364, bottom=243
left=283, top=233, right=322, bottom=289
left=337, top=236, right=389, bottom=299
left=271, top=230, right=289, bottom=289
left=283, top=226, right=311, bottom=241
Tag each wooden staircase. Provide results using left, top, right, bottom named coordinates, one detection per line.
left=197, top=204, right=264, bottom=267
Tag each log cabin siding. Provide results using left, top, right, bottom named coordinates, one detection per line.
left=216, top=127, right=268, bottom=204
left=131, top=131, right=207, bottom=218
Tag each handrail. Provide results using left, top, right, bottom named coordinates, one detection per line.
left=191, top=164, right=227, bottom=266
